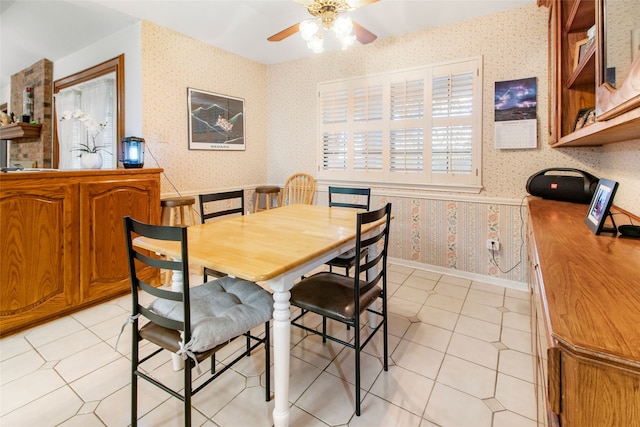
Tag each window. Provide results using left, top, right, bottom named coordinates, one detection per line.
left=317, top=57, right=482, bottom=191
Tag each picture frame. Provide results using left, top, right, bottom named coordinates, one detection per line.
left=585, top=178, right=619, bottom=235
left=187, top=88, right=245, bottom=151
left=573, top=107, right=593, bottom=131
left=573, top=37, right=590, bottom=71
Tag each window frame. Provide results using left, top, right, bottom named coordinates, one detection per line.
left=316, top=56, right=483, bottom=193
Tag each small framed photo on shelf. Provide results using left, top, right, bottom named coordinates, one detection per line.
left=573, top=37, right=591, bottom=71
left=573, top=107, right=594, bottom=131
left=585, top=178, right=619, bottom=235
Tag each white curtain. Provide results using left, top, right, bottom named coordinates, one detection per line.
left=55, top=89, right=82, bottom=169
left=54, top=73, right=116, bottom=169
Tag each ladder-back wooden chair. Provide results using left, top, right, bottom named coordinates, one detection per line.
left=326, top=186, right=371, bottom=276
left=280, top=173, right=316, bottom=206
left=289, top=203, right=392, bottom=416
left=122, top=216, right=272, bottom=427
left=198, top=189, right=244, bottom=281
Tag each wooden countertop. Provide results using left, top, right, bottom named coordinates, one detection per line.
left=528, top=198, right=640, bottom=366
left=0, top=168, right=163, bottom=182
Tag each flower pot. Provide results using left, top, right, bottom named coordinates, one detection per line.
left=80, top=152, right=103, bottom=169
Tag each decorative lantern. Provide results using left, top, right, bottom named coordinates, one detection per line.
left=120, top=137, right=145, bottom=168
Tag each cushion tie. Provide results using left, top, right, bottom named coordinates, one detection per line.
left=176, top=333, right=201, bottom=373
left=114, top=314, right=141, bottom=351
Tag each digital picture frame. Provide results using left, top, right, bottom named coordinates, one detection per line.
left=585, top=178, right=619, bottom=235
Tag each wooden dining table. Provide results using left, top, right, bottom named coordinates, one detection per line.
left=133, top=203, right=379, bottom=427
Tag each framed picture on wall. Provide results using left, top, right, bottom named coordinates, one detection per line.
left=188, top=88, right=245, bottom=151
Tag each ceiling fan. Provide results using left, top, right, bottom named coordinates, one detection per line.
left=268, top=0, right=379, bottom=49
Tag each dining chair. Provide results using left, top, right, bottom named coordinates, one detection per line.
left=198, top=189, right=244, bottom=281
left=289, top=203, right=392, bottom=416
left=280, top=173, right=316, bottom=206
left=123, top=216, right=272, bottom=427
left=326, top=186, right=371, bottom=276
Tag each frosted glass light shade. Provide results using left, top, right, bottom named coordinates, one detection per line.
left=300, top=19, right=320, bottom=41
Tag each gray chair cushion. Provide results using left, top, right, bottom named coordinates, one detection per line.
left=148, top=276, right=273, bottom=353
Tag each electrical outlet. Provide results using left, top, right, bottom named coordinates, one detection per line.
left=487, top=239, right=500, bottom=251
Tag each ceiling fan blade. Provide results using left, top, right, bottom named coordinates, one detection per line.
left=268, top=23, right=301, bottom=42
left=353, top=21, right=377, bottom=44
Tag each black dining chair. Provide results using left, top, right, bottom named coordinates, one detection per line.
left=198, top=190, right=245, bottom=281
left=122, top=216, right=272, bottom=427
left=326, top=186, right=371, bottom=276
left=290, top=203, right=391, bottom=416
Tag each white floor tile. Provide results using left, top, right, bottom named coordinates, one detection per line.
left=392, top=339, right=444, bottom=380
left=295, top=371, right=359, bottom=425
left=425, top=382, right=493, bottom=427
left=0, top=265, right=536, bottom=427
left=350, top=391, right=423, bottom=427
left=403, top=322, right=452, bottom=353
left=437, top=355, right=496, bottom=399
left=0, top=386, right=83, bottom=427
left=0, top=348, right=44, bottom=384
left=0, top=368, right=66, bottom=415
left=369, top=364, right=434, bottom=416
left=494, top=373, right=536, bottom=420
left=454, top=315, right=501, bottom=343
left=446, top=332, right=499, bottom=370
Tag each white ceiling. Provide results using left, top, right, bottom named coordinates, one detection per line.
left=0, top=0, right=533, bottom=89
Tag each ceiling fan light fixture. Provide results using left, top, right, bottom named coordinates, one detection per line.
left=332, top=14, right=353, bottom=36
left=340, top=33, right=356, bottom=50
left=300, top=19, right=320, bottom=42
left=307, top=34, right=325, bottom=53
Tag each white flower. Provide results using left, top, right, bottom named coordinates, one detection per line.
left=60, top=109, right=109, bottom=153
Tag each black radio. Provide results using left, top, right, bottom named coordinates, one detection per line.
left=526, top=168, right=599, bottom=204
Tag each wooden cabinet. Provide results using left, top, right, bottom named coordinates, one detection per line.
left=541, top=0, right=640, bottom=147
left=527, top=198, right=640, bottom=426
left=0, top=169, right=161, bottom=336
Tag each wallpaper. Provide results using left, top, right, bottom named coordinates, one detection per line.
left=140, top=21, right=269, bottom=194
left=140, top=4, right=639, bottom=286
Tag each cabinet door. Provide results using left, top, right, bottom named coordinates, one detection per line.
left=79, top=177, right=160, bottom=302
left=0, top=182, right=78, bottom=334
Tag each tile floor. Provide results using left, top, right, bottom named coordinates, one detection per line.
left=0, top=264, right=536, bottom=427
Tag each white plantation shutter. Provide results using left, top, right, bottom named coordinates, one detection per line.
left=354, top=131, right=383, bottom=171
left=322, top=132, right=348, bottom=171
left=390, top=76, right=425, bottom=175
left=317, top=57, right=482, bottom=190
left=354, top=85, right=383, bottom=122
left=390, top=128, right=423, bottom=172
left=390, top=79, right=424, bottom=120
left=320, top=88, right=349, bottom=171
left=431, top=67, right=476, bottom=180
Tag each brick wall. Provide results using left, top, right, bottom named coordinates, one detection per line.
left=9, top=59, right=53, bottom=168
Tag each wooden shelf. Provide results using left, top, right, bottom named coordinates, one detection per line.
left=551, top=106, right=640, bottom=147
left=566, top=41, right=595, bottom=88
left=0, top=123, right=42, bottom=140
left=565, top=0, right=595, bottom=32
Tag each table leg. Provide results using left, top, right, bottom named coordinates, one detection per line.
left=270, top=277, right=292, bottom=427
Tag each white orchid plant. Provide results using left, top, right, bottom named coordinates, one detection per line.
left=60, top=109, right=110, bottom=154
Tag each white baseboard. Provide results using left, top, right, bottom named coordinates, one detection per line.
left=388, top=257, right=528, bottom=292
